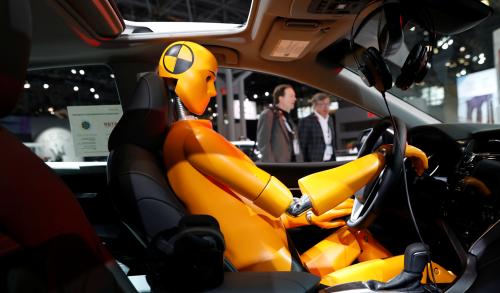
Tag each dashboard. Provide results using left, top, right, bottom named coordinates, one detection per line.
left=408, top=124, right=500, bottom=250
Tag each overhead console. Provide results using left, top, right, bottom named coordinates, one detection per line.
left=260, top=18, right=336, bottom=61
left=260, top=0, right=370, bottom=61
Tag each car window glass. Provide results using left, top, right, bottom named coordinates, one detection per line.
left=208, top=69, right=380, bottom=163
left=115, top=0, right=252, bottom=24
left=0, top=65, right=121, bottom=164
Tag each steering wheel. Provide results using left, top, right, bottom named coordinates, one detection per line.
left=347, top=117, right=407, bottom=229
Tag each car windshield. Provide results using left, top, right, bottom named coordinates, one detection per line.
left=349, top=1, right=500, bottom=125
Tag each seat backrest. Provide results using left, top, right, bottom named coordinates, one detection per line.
left=0, top=0, right=135, bottom=291
left=107, top=72, right=185, bottom=242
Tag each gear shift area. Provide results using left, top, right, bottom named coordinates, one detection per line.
left=322, top=243, right=435, bottom=293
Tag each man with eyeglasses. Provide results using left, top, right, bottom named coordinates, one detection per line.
left=298, top=92, right=336, bottom=162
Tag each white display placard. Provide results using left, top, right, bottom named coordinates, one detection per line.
left=67, top=105, right=122, bottom=157
left=234, top=99, right=257, bottom=120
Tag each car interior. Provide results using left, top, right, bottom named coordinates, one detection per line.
left=2, top=0, right=500, bottom=292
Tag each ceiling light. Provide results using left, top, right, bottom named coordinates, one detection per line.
left=465, top=54, right=471, bottom=59
left=253, top=94, right=258, bottom=99
left=94, top=94, right=100, bottom=99
left=479, top=53, right=485, bottom=58
left=472, top=56, right=478, bottom=62
left=90, top=87, right=95, bottom=93
left=264, top=91, right=270, bottom=97
left=73, top=86, right=79, bottom=92
left=478, top=59, right=485, bottom=65
left=442, top=43, right=449, bottom=50
left=79, top=69, right=85, bottom=75
left=447, top=39, right=454, bottom=45
left=43, top=83, right=49, bottom=89
left=24, top=83, right=30, bottom=89
left=459, top=46, right=466, bottom=52
left=409, top=26, right=415, bottom=31
left=71, top=69, right=77, bottom=74
left=460, top=69, right=466, bottom=75
left=110, top=74, right=115, bottom=79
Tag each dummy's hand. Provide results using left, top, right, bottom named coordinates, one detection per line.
left=282, top=198, right=353, bottom=229
left=377, top=144, right=428, bottom=176
left=306, top=198, right=353, bottom=229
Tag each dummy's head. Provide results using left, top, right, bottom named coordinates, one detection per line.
left=158, top=41, right=218, bottom=115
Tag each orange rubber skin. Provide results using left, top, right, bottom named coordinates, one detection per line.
left=354, top=229, right=392, bottom=262
left=299, top=152, right=386, bottom=216
left=301, top=226, right=361, bottom=277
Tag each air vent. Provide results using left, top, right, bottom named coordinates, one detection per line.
left=308, top=0, right=363, bottom=15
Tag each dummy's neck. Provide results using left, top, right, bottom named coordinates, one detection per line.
left=175, top=96, right=188, bottom=120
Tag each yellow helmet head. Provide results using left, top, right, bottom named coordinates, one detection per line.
left=158, top=41, right=218, bottom=115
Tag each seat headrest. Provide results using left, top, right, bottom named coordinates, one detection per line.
left=108, top=72, right=174, bottom=151
left=0, top=0, right=32, bottom=118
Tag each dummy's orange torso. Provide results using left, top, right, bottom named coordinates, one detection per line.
left=163, top=119, right=293, bottom=271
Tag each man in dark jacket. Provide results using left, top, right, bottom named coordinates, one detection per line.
left=298, top=92, right=336, bottom=162
left=257, top=84, right=302, bottom=162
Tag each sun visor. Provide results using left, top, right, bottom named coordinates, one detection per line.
left=401, top=0, right=492, bottom=35
left=261, top=18, right=334, bottom=61
left=49, top=0, right=124, bottom=42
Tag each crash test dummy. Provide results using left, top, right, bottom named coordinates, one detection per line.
left=160, top=41, right=454, bottom=286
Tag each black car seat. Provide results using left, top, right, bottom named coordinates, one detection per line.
left=107, top=72, right=185, bottom=245
left=0, top=0, right=136, bottom=292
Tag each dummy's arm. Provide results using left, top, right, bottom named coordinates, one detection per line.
left=184, top=127, right=293, bottom=217
left=298, top=145, right=428, bottom=216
